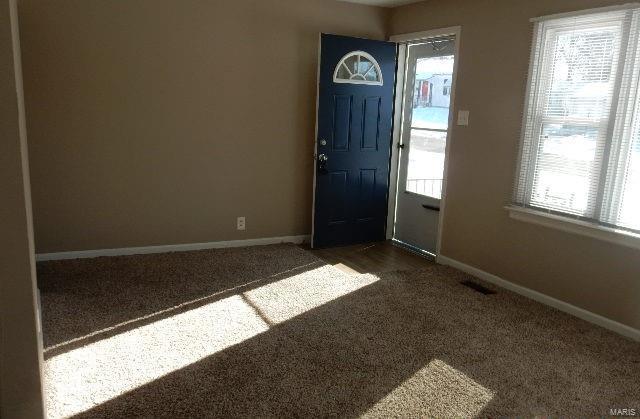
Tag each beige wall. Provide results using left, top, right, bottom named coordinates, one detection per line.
left=391, top=0, right=640, bottom=331
left=0, top=0, right=45, bottom=416
left=18, top=0, right=388, bottom=253
left=17, top=0, right=639, bottom=332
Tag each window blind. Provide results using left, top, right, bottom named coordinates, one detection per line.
left=514, top=5, right=640, bottom=234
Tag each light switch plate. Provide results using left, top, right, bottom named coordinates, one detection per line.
left=457, top=110, right=470, bottom=126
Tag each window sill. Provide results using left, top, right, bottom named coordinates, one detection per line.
left=505, top=205, right=640, bottom=251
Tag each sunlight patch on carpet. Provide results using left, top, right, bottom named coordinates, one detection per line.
left=364, top=359, right=495, bottom=418
left=45, top=295, right=270, bottom=418
left=242, top=266, right=379, bottom=324
left=45, top=265, right=378, bottom=418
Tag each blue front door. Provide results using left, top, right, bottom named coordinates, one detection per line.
left=312, top=34, right=397, bottom=248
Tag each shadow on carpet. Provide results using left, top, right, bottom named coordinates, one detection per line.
left=38, top=244, right=323, bottom=353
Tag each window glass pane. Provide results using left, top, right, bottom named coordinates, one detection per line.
left=405, top=129, right=446, bottom=199
left=343, top=55, right=359, bottom=75
left=545, top=28, right=618, bottom=120
left=411, top=55, right=454, bottom=130
left=530, top=124, right=600, bottom=214
left=336, top=63, right=352, bottom=80
left=361, top=59, right=378, bottom=81
left=357, top=57, right=373, bottom=75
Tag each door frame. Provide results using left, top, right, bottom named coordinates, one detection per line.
left=386, top=26, right=462, bottom=258
left=311, top=33, right=321, bottom=246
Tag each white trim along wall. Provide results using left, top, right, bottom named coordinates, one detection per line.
left=437, top=254, right=640, bottom=342
left=36, top=235, right=310, bottom=262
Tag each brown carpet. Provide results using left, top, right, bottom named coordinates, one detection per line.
left=38, top=244, right=640, bottom=418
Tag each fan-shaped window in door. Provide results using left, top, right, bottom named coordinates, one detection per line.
left=333, top=51, right=383, bottom=86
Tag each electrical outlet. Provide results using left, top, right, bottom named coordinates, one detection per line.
left=237, top=216, right=246, bottom=231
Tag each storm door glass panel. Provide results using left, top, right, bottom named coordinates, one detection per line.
left=405, top=54, right=454, bottom=199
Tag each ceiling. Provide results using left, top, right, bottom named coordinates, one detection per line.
left=337, top=0, right=423, bottom=7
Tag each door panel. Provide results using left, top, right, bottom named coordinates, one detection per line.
left=332, top=95, right=353, bottom=151
left=357, top=168, right=377, bottom=221
left=328, top=171, right=348, bottom=224
left=312, top=34, right=397, bottom=248
left=362, top=97, right=381, bottom=150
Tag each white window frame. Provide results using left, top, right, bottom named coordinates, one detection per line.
left=509, top=4, right=640, bottom=250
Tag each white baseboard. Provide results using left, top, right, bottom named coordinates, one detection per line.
left=437, top=255, right=640, bottom=342
left=36, top=235, right=310, bottom=262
